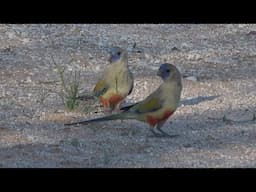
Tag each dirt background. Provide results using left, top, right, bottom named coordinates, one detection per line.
left=0, top=24, right=256, bottom=167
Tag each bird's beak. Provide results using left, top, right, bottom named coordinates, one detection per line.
left=108, top=55, right=113, bottom=63
left=157, top=69, right=162, bottom=77
left=107, top=47, right=115, bottom=55
left=107, top=47, right=112, bottom=54
left=107, top=48, right=115, bottom=62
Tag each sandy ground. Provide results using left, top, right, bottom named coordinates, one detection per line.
left=0, top=24, right=256, bottom=167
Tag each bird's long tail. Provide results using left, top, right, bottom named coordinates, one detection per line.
left=64, top=112, right=134, bottom=126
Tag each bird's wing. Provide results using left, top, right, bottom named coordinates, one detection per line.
left=132, top=90, right=164, bottom=113
left=127, top=81, right=134, bottom=95
left=93, top=79, right=110, bottom=97
left=127, top=71, right=134, bottom=95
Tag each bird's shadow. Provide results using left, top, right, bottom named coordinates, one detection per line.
left=179, top=95, right=221, bottom=107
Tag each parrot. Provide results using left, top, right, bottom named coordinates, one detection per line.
left=92, top=46, right=134, bottom=112
left=65, top=63, right=182, bottom=137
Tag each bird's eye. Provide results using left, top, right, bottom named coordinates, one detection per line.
left=117, top=52, right=121, bottom=55
left=166, top=69, right=170, bottom=73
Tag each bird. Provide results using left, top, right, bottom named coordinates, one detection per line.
left=65, top=63, right=182, bottom=137
left=92, top=46, right=134, bottom=112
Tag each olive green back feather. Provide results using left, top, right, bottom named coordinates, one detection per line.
left=93, top=79, right=109, bottom=97
left=133, top=95, right=163, bottom=113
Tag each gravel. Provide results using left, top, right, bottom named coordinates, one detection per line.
left=0, top=24, right=256, bottom=167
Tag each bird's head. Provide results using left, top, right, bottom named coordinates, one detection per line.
left=108, top=46, right=127, bottom=63
left=157, top=63, right=181, bottom=81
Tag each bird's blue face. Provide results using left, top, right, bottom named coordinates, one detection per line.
left=109, top=47, right=122, bottom=63
left=157, top=63, right=172, bottom=80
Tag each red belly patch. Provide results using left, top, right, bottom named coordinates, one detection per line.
left=146, top=110, right=174, bottom=127
left=100, top=94, right=124, bottom=108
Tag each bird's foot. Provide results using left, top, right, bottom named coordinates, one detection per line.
left=149, top=128, right=179, bottom=138
left=103, top=108, right=113, bottom=115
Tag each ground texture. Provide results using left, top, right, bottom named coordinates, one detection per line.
left=0, top=24, right=256, bottom=167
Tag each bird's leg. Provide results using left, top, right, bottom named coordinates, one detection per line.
left=103, top=107, right=113, bottom=115
left=149, top=126, right=164, bottom=137
left=114, top=102, right=122, bottom=112
left=156, top=127, right=178, bottom=138
left=155, top=122, right=179, bottom=138
left=113, top=102, right=125, bottom=123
